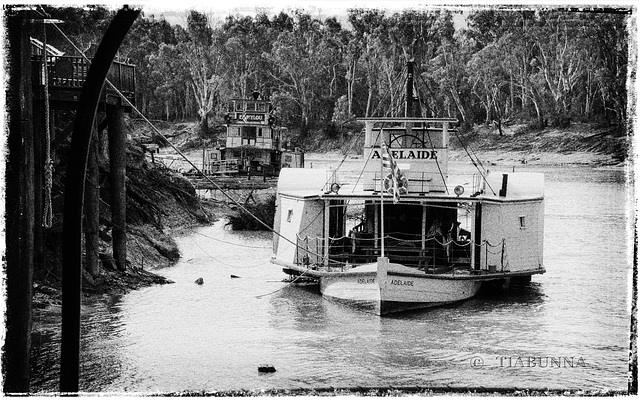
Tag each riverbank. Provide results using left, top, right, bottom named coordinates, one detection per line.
left=450, top=122, right=627, bottom=167
left=31, top=151, right=221, bottom=333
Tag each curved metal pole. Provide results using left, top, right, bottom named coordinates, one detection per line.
left=60, top=6, right=139, bottom=393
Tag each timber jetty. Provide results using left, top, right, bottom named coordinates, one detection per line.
left=185, top=173, right=278, bottom=190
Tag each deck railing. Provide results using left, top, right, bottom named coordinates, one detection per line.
left=31, top=55, right=135, bottom=100
left=321, top=169, right=487, bottom=196
left=295, top=233, right=506, bottom=274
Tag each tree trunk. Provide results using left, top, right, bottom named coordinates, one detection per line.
left=107, top=104, right=127, bottom=271
left=509, top=73, right=515, bottom=116
left=449, top=88, right=466, bottom=122
left=483, top=94, right=492, bottom=125
left=199, top=112, right=209, bottom=137
left=346, top=58, right=357, bottom=116
left=84, top=120, right=100, bottom=277
left=4, top=11, right=35, bottom=393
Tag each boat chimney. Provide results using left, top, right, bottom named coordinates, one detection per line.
left=405, top=60, right=414, bottom=118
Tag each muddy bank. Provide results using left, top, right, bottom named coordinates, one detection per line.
left=449, top=122, right=627, bottom=166
left=31, top=146, right=220, bottom=318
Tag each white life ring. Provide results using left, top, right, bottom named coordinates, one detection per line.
left=383, top=173, right=408, bottom=195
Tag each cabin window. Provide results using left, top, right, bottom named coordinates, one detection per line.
left=242, top=126, right=257, bottom=139
left=258, top=128, right=263, bottom=137
left=257, top=102, right=266, bottom=112
left=287, top=209, right=293, bottom=222
left=519, top=216, right=526, bottom=229
left=235, top=101, right=243, bottom=111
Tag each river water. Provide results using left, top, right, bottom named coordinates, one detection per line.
left=30, top=162, right=632, bottom=393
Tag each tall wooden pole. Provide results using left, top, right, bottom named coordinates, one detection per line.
left=60, top=7, right=139, bottom=392
left=84, top=121, right=100, bottom=277
left=4, top=10, right=35, bottom=393
left=106, top=103, right=127, bottom=271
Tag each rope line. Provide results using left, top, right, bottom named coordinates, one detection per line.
left=42, top=23, right=53, bottom=228
left=452, top=129, right=496, bottom=195
left=189, top=237, right=272, bottom=269
left=424, top=123, right=449, bottom=194
left=255, top=268, right=310, bottom=299
left=348, top=127, right=380, bottom=194
left=193, top=230, right=272, bottom=249
left=320, top=128, right=365, bottom=193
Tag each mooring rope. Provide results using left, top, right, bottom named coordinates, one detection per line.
left=42, top=23, right=54, bottom=228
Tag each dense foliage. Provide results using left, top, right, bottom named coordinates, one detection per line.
left=39, top=6, right=631, bottom=140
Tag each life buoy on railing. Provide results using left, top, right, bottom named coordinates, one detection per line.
left=383, top=173, right=409, bottom=195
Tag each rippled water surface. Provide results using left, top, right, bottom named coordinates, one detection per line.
left=30, top=163, right=632, bottom=393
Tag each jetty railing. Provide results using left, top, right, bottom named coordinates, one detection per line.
left=31, top=55, right=136, bottom=104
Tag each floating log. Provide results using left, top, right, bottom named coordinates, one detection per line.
left=230, top=274, right=241, bottom=279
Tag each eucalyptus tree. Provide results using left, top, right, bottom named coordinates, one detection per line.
left=423, top=31, right=472, bottom=122
left=347, top=8, right=386, bottom=117
left=122, top=14, right=180, bottom=118
left=219, top=13, right=273, bottom=99
left=579, top=11, right=629, bottom=129
left=265, top=11, right=338, bottom=132
left=181, top=10, right=225, bottom=136
left=39, top=5, right=112, bottom=56
left=467, top=43, right=511, bottom=132
left=148, top=42, right=192, bottom=120
left=527, top=10, right=589, bottom=127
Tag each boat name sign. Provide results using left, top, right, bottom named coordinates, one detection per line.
left=371, top=148, right=438, bottom=161
left=390, top=279, right=414, bottom=286
left=238, top=113, right=265, bottom=123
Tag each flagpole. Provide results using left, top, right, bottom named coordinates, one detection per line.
left=380, top=144, right=385, bottom=258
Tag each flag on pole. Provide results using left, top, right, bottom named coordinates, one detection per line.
left=381, top=142, right=404, bottom=203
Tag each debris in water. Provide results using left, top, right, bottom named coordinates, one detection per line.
left=194, top=277, right=204, bottom=285
left=231, top=274, right=241, bottom=279
left=258, top=364, right=276, bottom=373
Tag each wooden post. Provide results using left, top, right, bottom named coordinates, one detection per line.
left=4, top=10, right=35, bottom=393
left=474, top=203, right=482, bottom=271
left=84, top=120, right=100, bottom=277
left=421, top=205, right=426, bottom=251
left=33, top=82, right=45, bottom=281
left=323, top=201, right=330, bottom=266
left=107, top=103, right=127, bottom=271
